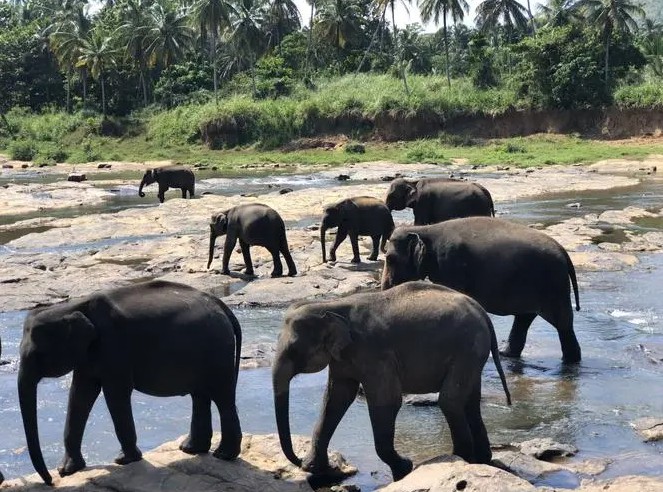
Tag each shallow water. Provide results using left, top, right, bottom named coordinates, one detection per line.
left=1, top=173, right=663, bottom=489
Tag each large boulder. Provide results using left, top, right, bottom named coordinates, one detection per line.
left=0, top=434, right=355, bottom=491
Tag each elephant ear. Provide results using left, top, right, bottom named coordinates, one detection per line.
left=407, top=233, right=427, bottom=278
left=322, top=312, right=352, bottom=361
left=64, top=311, right=97, bottom=355
left=405, top=184, right=418, bottom=208
left=211, top=212, right=228, bottom=233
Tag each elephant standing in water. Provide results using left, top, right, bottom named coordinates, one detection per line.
left=273, top=282, right=511, bottom=482
left=320, top=196, right=394, bottom=263
left=208, top=203, right=297, bottom=277
left=385, top=177, right=494, bottom=225
left=138, top=166, right=195, bottom=203
left=382, top=217, right=582, bottom=363
left=18, top=280, right=242, bottom=485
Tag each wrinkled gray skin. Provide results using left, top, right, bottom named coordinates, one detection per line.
left=273, top=281, right=511, bottom=483
left=18, top=280, right=242, bottom=485
left=320, top=196, right=395, bottom=263
left=382, top=217, right=581, bottom=363
left=385, top=177, right=494, bottom=225
left=138, top=166, right=195, bottom=203
left=208, top=203, right=297, bottom=277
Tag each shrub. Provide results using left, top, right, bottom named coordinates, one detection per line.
left=38, top=142, right=69, bottom=162
left=404, top=141, right=448, bottom=163
left=9, top=139, right=37, bottom=161
left=344, top=142, right=366, bottom=154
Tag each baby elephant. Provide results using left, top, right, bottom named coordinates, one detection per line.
left=273, top=281, right=511, bottom=483
left=18, top=280, right=242, bottom=485
left=208, top=203, right=297, bottom=277
left=382, top=217, right=582, bottom=363
left=320, top=196, right=394, bottom=263
left=138, top=165, right=195, bottom=203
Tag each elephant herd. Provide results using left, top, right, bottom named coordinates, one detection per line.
left=1, top=167, right=583, bottom=487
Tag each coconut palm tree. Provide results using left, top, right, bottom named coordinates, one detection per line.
left=226, top=0, right=267, bottom=93
left=315, top=0, right=363, bottom=54
left=475, top=0, right=529, bottom=41
left=373, top=0, right=412, bottom=93
left=193, top=0, right=235, bottom=102
left=146, top=0, right=194, bottom=69
left=76, top=30, right=117, bottom=115
left=117, top=0, right=154, bottom=107
left=265, top=0, right=300, bottom=47
left=418, top=0, right=469, bottom=87
left=576, top=0, right=645, bottom=83
left=538, top=0, right=582, bottom=28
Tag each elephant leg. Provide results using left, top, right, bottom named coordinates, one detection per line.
left=59, top=372, right=101, bottom=477
left=157, top=184, right=168, bottom=203
left=465, top=383, right=491, bottom=464
left=303, top=376, right=359, bottom=473
left=368, top=235, right=380, bottom=261
left=239, top=239, right=254, bottom=276
left=103, top=384, right=142, bottom=465
left=189, top=184, right=195, bottom=198
left=181, top=188, right=187, bottom=199
left=349, top=232, right=361, bottom=263
left=280, top=239, right=297, bottom=277
left=329, top=228, right=347, bottom=262
left=180, top=394, right=213, bottom=454
left=222, top=235, right=238, bottom=275
left=438, top=370, right=475, bottom=463
left=541, top=302, right=581, bottom=363
left=211, top=374, right=242, bottom=460
left=500, top=313, right=537, bottom=359
left=270, top=248, right=284, bottom=278
left=364, top=381, right=412, bottom=481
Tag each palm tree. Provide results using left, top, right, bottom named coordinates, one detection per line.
left=117, top=0, right=154, bottom=107
left=576, top=0, right=645, bottom=83
left=146, top=1, right=194, bottom=69
left=226, top=0, right=267, bottom=94
left=265, top=0, right=300, bottom=47
left=374, top=0, right=412, bottom=93
left=315, top=0, right=363, bottom=54
left=418, top=0, right=469, bottom=87
left=538, top=0, right=582, bottom=28
left=304, top=0, right=316, bottom=76
left=193, top=0, right=235, bottom=102
left=475, top=0, right=529, bottom=41
left=76, top=30, right=117, bottom=115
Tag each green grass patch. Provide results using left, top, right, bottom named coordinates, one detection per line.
left=615, top=82, right=663, bottom=108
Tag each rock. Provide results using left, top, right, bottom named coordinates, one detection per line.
left=2, top=164, right=13, bottom=169
left=21, top=164, right=28, bottom=169
left=578, top=475, right=663, bottom=491
left=403, top=394, right=438, bottom=406
left=336, top=174, right=351, bottom=181
left=279, top=188, right=294, bottom=195
left=514, top=438, right=577, bottom=460
left=497, top=166, right=510, bottom=171
left=631, top=417, right=663, bottom=442
left=377, top=455, right=537, bottom=491
left=566, top=202, right=581, bottom=209
left=67, top=173, right=87, bottom=182
left=97, top=163, right=112, bottom=169
left=380, top=176, right=396, bottom=182
left=492, top=450, right=564, bottom=481
left=1, top=434, right=356, bottom=491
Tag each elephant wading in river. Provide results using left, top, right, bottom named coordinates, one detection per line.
left=382, top=217, right=582, bottom=363
left=207, top=203, right=297, bottom=277
left=273, top=282, right=511, bottom=482
left=385, top=177, right=494, bottom=225
left=138, top=166, right=195, bottom=203
left=18, top=280, right=242, bottom=485
left=320, top=196, right=394, bottom=263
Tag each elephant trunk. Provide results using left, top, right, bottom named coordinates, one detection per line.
left=381, top=262, right=394, bottom=290
left=207, top=228, right=217, bottom=269
left=18, top=366, right=52, bottom=485
left=320, top=225, right=327, bottom=263
left=272, top=359, right=302, bottom=467
left=138, top=177, right=147, bottom=198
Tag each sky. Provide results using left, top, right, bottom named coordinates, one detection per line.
left=293, top=0, right=545, bottom=32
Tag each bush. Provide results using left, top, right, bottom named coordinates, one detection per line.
left=344, top=142, right=365, bottom=154
left=9, top=139, right=36, bottom=161
left=38, top=142, right=69, bottom=162
left=404, top=141, right=448, bottom=163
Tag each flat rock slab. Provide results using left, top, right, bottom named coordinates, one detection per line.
left=578, top=475, right=663, bottom=491
left=631, top=417, right=663, bottom=442
left=0, top=434, right=356, bottom=491
left=514, top=438, right=577, bottom=460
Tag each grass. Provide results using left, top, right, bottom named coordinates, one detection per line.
left=615, top=82, right=663, bottom=108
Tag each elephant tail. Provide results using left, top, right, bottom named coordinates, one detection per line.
left=475, top=183, right=495, bottom=217
left=488, top=318, right=512, bottom=406
left=562, top=248, right=580, bottom=311
left=218, top=301, right=243, bottom=390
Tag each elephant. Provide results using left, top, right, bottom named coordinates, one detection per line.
left=18, top=280, right=242, bottom=485
left=385, top=177, right=494, bottom=225
left=0, top=471, right=3, bottom=485
left=138, top=166, right=195, bottom=203
left=381, top=217, right=581, bottom=363
left=272, top=281, right=511, bottom=482
left=207, top=203, right=297, bottom=277
left=320, top=196, right=395, bottom=263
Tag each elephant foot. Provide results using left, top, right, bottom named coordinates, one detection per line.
left=114, top=448, right=143, bottom=465
left=212, top=440, right=241, bottom=461
left=179, top=436, right=211, bottom=455
left=287, top=269, right=297, bottom=277
left=350, top=257, right=361, bottom=264
left=58, top=454, right=86, bottom=477
left=367, top=255, right=378, bottom=261
left=562, top=352, right=581, bottom=364
left=301, top=454, right=330, bottom=474
left=244, top=269, right=255, bottom=277
left=499, top=346, right=522, bottom=359
left=390, top=457, right=413, bottom=481
left=271, top=271, right=283, bottom=278
left=222, top=268, right=231, bottom=275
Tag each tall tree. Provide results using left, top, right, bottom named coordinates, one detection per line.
left=538, top=0, right=582, bottom=28
left=576, top=0, right=645, bottom=83
left=76, top=29, right=117, bottom=115
left=265, top=0, right=300, bottom=47
left=226, top=0, right=267, bottom=93
left=315, top=0, right=363, bottom=55
left=118, top=0, right=154, bottom=106
left=418, top=0, right=468, bottom=86
left=193, top=0, right=234, bottom=102
left=146, top=0, right=194, bottom=69
left=475, top=0, right=529, bottom=41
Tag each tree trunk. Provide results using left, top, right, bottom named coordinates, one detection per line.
left=306, top=0, right=315, bottom=76
left=527, top=0, right=536, bottom=33
left=604, top=32, right=610, bottom=85
left=101, top=72, right=106, bottom=116
left=212, top=31, right=218, bottom=104
left=82, top=68, right=88, bottom=104
left=140, top=57, right=148, bottom=107
left=250, top=54, right=257, bottom=96
left=355, top=6, right=386, bottom=75
left=444, top=10, right=450, bottom=88
left=66, top=70, right=72, bottom=113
